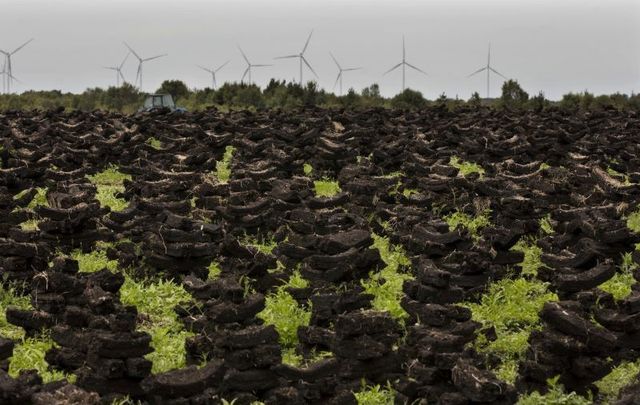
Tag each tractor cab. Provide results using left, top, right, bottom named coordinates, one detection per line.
left=139, top=94, right=187, bottom=113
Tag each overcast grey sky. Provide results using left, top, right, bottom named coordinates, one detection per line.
left=1, top=0, right=639, bottom=99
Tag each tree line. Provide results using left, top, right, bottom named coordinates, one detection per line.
left=0, top=79, right=638, bottom=113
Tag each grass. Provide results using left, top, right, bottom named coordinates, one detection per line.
left=402, top=188, right=419, bottom=198
left=303, top=163, right=313, bottom=176
left=242, top=235, right=277, bottom=255
left=0, top=284, right=32, bottom=340
left=207, top=261, right=222, bottom=280
left=26, top=187, right=49, bottom=209
left=511, top=238, right=545, bottom=277
left=540, top=214, right=554, bottom=235
left=314, top=178, right=341, bottom=197
left=595, top=359, right=640, bottom=403
left=257, top=272, right=311, bottom=364
left=87, top=165, right=131, bottom=212
left=214, top=145, right=235, bottom=183
left=146, top=137, right=163, bottom=150
left=71, top=248, right=119, bottom=273
left=627, top=206, right=640, bottom=234
left=9, top=333, right=73, bottom=383
left=607, top=166, right=632, bottom=185
left=444, top=209, right=492, bottom=241
left=354, top=382, right=396, bottom=405
left=361, top=234, right=413, bottom=320
left=450, top=156, right=485, bottom=177
left=465, top=277, right=558, bottom=384
left=119, top=275, right=195, bottom=374
left=599, top=252, right=638, bottom=301
left=517, top=376, right=591, bottom=405
left=20, top=218, right=41, bottom=231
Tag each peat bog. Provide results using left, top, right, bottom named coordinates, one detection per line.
left=1, top=105, right=640, bottom=404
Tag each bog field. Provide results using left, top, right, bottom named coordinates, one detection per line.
left=2, top=106, right=640, bottom=404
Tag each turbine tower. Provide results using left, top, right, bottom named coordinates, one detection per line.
left=275, top=30, right=318, bottom=85
left=104, top=52, right=130, bottom=87
left=467, top=43, right=507, bottom=99
left=238, top=46, right=271, bottom=85
left=123, top=42, right=167, bottom=91
left=383, top=36, right=426, bottom=92
left=330, top=52, right=361, bottom=96
left=0, top=38, right=34, bottom=94
left=198, top=60, right=229, bottom=89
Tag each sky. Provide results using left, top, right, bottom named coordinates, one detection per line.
left=1, top=0, right=639, bottom=99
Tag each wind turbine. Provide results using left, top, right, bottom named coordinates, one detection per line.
left=104, top=52, right=130, bottom=87
left=383, top=36, right=426, bottom=92
left=123, top=42, right=167, bottom=91
left=330, top=52, right=361, bottom=96
left=467, top=43, right=507, bottom=99
left=198, top=61, right=229, bottom=89
left=0, top=38, right=34, bottom=94
left=238, top=46, right=271, bottom=85
left=274, top=30, right=318, bottom=85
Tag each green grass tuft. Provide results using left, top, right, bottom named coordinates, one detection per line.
left=71, top=248, right=119, bottom=273
left=517, top=376, right=591, bottom=405
left=444, top=209, right=491, bottom=241
left=540, top=214, right=554, bottom=235
left=314, top=178, right=341, bottom=197
left=119, top=276, right=195, bottom=373
left=361, top=234, right=413, bottom=320
left=465, top=277, right=558, bottom=384
left=599, top=252, right=638, bottom=301
left=87, top=165, right=131, bottom=212
left=450, top=156, right=485, bottom=177
left=214, top=145, right=235, bottom=183
left=242, top=235, right=277, bottom=255
left=207, top=261, right=222, bottom=280
left=303, top=163, right=313, bottom=176
left=354, top=382, right=396, bottom=405
left=595, top=359, right=640, bottom=403
left=511, top=238, right=545, bottom=277
left=0, top=284, right=32, bottom=340
left=9, top=333, right=73, bottom=383
left=146, top=137, right=163, bottom=150
left=27, top=187, right=49, bottom=209
left=627, top=207, right=640, bottom=234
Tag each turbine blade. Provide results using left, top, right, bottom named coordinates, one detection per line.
left=330, top=52, right=341, bottom=70
left=302, top=30, right=313, bottom=54
left=119, top=52, right=130, bottom=69
left=252, top=64, right=272, bottom=67
left=103, top=66, right=117, bottom=70
left=467, top=67, right=486, bottom=77
left=215, top=60, right=230, bottom=72
left=274, top=55, right=298, bottom=59
left=11, top=38, right=34, bottom=55
left=8, top=73, right=21, bottom=83
left=405, top=61, right=427, bottom=75
left=333, top=72, right=341, bottom=90
left=241, top=66, right=250, bottom=81
left=123, top=42, right=142, bottom=60
left=301, top=56, right=318, bottom=78
left=343, top=67, right=362, bottom=71
left=143, top=54, right=167, bottom=62
left=237, top=45, right=250, bottom=64
left=119, top=70, right=126, bottom=83
left=198, top=65, right=214, bottom=73
left=383, top=62, right=402, bottom=75
left=489, top=67, right=507, bottom=79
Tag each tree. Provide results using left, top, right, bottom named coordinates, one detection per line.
left=500, top=80, right=529, bottom=109
left=468, top=92, right=482, bottom=107
left=156, top=80, right=191, bottom=101
left=528, top=91, right=549, bottom=112
left=390, top=88, right=427, bottom=110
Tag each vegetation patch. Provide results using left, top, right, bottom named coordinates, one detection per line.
left=303, top=163, right=313, bottom=176
left=511, top=238, right=544, bottom=277
left=607, top=166, right=632, bottom=185
left=314, top=178, right=341, bottom=197
left=0, top=284, right=32, bottom=340
left=539, top=214, right=554, bottom=235
left=257, top=272, right=311, bottom=365
left=214, top=145, right=235, bottom=183
left=599, top=252, right=638, bottom=301
left=207, top=261, right=222, bottom=280
left=120, top=276, right=195, bottom=373
left=71, top=248, right=119, bottom=273
left=146, top=136, right=163, bottom=150
left=465, top=277, right=558, bottom=384
left=242, top=235, right=278, bottom=255
left=444, top=209, right=491, bottom=241
left=87, top=165, right=131, bottom=212
left=9, top=333, right=72, bottom=383
left=354, top=382, right=396, bottom=405
left=450, top=156, right=485, bottom=177
left=627, top=206, right=640, bottom=233
left=595, top=359, right=640, bottom=403
left=361, top=234, right=413, bottom=320
left=517, top=376, right=591, bottom=405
